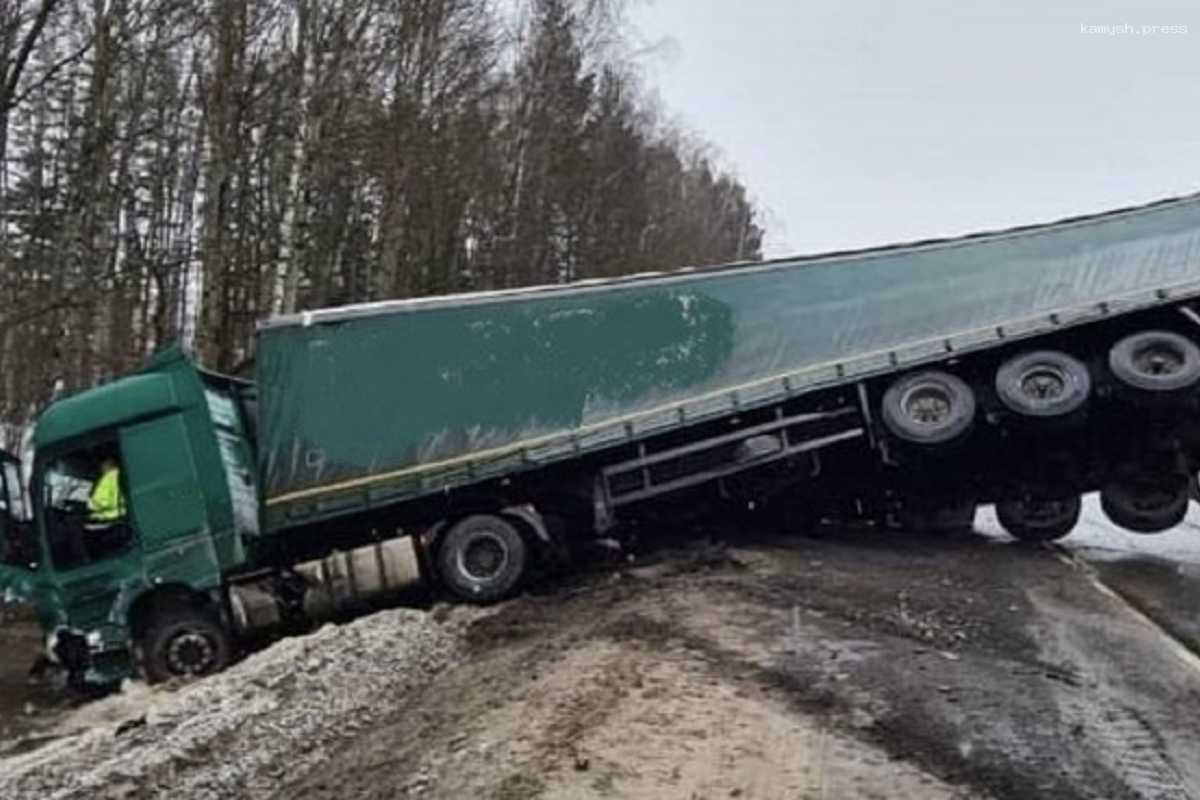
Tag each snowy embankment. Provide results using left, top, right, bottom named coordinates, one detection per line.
left=0, top=608, right=465, bottom=800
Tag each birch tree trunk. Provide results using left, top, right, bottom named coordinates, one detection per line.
left=274, top=0, right=311, bottom=316
left=197, top=0, right=245, bottom=370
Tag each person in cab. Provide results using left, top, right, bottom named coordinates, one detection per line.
left=87, top=454, right=125, bottom=525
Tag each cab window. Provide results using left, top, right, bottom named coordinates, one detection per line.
left=42, top=445, right=134, bottom=570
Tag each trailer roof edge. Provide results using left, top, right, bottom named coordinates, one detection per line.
left=257, top=189, right=1200, bottom=331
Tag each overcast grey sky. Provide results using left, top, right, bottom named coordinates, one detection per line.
left=631, top=0, right=1200, bottom=257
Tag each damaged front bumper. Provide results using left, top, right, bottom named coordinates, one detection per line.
left=46, top=625, right=135, bottom=687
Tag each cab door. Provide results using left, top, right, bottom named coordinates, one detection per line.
left=120, top=413, right=223, bottom=589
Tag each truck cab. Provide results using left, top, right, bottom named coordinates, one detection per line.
left=0, top=346, right=258, bottom=685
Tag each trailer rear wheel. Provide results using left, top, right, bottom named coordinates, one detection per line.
left=881, top=371, right=976, bottom=445
left=1100, top=474, right=1189, bottom=533
left=1109, top=331, right=1200, bottom=398
left=996, top=495, right=1081, bottom=542
left=141, top=609, right=231, bottom=684
left=995, top=351, right=1090, bottom=419
left=438, top=514, right=528, bottom=603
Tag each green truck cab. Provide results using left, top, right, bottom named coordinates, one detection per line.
left=0, top=347, right=258, bottom=685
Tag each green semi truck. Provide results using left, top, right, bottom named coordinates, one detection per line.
left=5, top=193, right=1200, bottom=686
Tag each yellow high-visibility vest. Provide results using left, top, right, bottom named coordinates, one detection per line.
left=88, top=467, right=125, bottom=522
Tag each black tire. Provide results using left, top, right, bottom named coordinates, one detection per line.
left=995, top=351, right=1090, bottom=419
left=996, top=495, right=1081, bottom=542
left=1100, top=474, right=1190, bottom=533
left=1108, top=331, right=1200, bottom=397
left=437, top=514, right=528, bottom=603
left=140, top=608, right=232, bottom=684
left=881, top=371, right=976, bottom=445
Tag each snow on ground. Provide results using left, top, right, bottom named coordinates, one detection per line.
left=0, top=607, right=467, bottom=800
left=976, top=495, right=1200, bottom=565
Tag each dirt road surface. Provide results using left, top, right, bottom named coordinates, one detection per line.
left=280, top=524, right=1200, bottom=800
left=3, top=511, right=1200, bottom=799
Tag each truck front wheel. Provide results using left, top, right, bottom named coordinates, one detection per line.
left=437, top=514, right=528, bottom=603
left=141, top=609, right=232, bottom=684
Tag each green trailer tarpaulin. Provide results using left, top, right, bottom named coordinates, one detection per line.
left=256, top=193, right=1200, bottom=525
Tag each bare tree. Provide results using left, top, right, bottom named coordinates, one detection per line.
left=1, top=0, right=62, bottom=241
left=0, top=0, right=765, bottom=420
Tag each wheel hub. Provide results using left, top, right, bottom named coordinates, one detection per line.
left=1020, top=367, right=1066, bottom=400
left=1133, top=345, right=1184, bottom=376
left=460, top=533, right=509, bottom=581
left=166, top=631, right=216, bottom=676
left=902, top=386, right=951, bottom=424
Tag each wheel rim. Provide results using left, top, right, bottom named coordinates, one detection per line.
left=1132, top=343, right=1185, bottom=377
left=901, top=385, right=952, bottom=425
left=166, top=630, right=218, bottom=676
left=458, top=532, right=509, bottom=581
left=1019, top=366, right=1067, bottom=401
